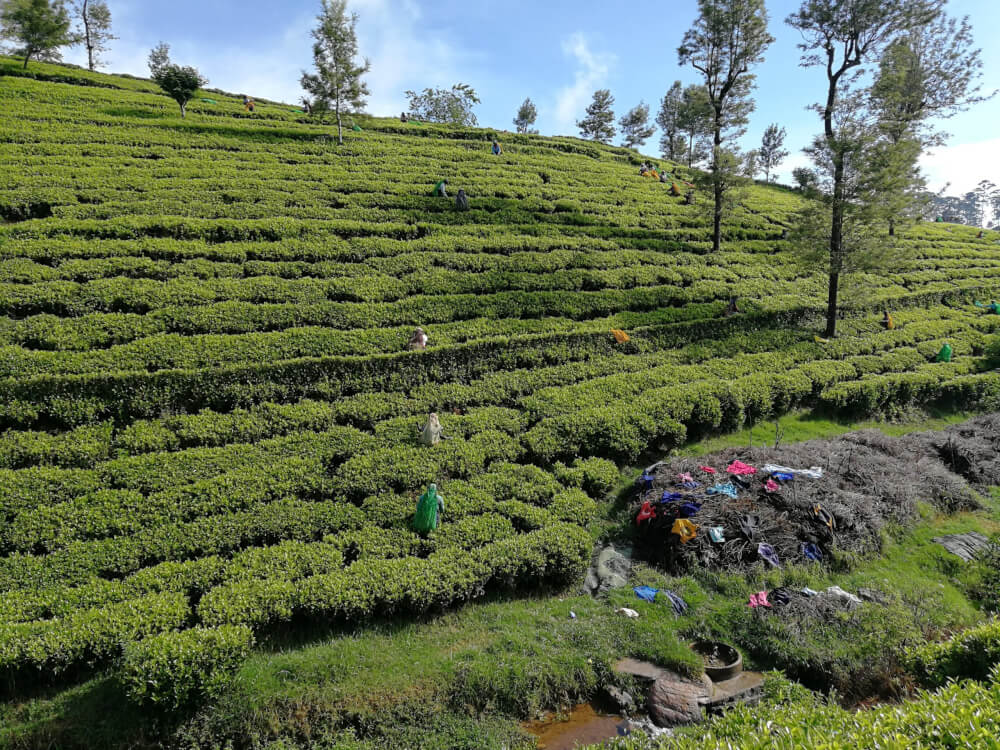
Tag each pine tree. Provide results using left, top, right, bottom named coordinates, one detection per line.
left=513, top=97, right=538, bottom=134
left=758, top=124, right=788, bottom=183
left=577, top=89, right=615, bottom=144
left=300, top=0, right=370, bottom=146
left=72, top=0, right=114, bottom=71
left=787, top=0, right=941, bottom=337
left=678, top=0, right=774, bottom=252
left=1, top=0, right=75, bottom=68
left=656, top=82, right=685, bottom=161
left=676, top=84, right=713, bottom=167
left=619, top=101, right=655, bottom=149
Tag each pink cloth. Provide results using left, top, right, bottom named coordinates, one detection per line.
left=764, top=479, right=780, bottom=493
left=748, top=591, right=771, bottom=609
left=727, top=460, right=757, bottom=476
left=699, top=466, right=717, bottom=474
left=677, top=472, right=694, bottom=483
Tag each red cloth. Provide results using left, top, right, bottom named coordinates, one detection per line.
left=699, top=466, right=717, bottom=474
left=636, top=501, right=656, bottom=525
left=764, top=479, right=780, bottom=493
left=727, top=460, right=757, bottom=476
left=748, top=591, right=771, bottom=608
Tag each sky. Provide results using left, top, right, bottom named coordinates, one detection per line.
left=58, top=0, right=1000, bottom=195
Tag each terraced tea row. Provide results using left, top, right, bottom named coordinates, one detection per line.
left=2, top=64, right=1000, bottom=690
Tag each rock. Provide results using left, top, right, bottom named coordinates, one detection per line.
left=932, top=532, right=992, bottom=562
left=614, top=658, right=668, bottom=682
left=647, top=671, right=713, bottom=726
left=582, top=544, right=632, bottom=595
left=857, top=587, right=888, bottom=605
left=605, top=686, right=635, bottom=713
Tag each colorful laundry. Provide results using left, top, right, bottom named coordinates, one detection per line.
left=764, top=478, right=780, bottom=493
left=708, top=526, right=725, bottom=543
left=738, top=514, right=760, bottom=540
left=813, top=505, right=835, bottom=530
left=727, top=460, right=758, bottom=475
left=770, top=588, right=792, bottom=607
left=638, top=472, right=656, bottom=491
left=699, top=466, right=717, bottom=474
left=802, top=587, right=819, bottom=597
left=760, top=464, right=824, bottom=479
left=661, top=491, right=684, bottom=503
left=663, top=590, right=688, bottom=616
left=748, top=591, right=771, bottom=608
left=676, top=472, right=694, bottom=484
left=706, top=482, right=738, bottom=499
left=758, top=543, right=781, bottom=568
left=679, top=481, right=700, bottom=490
left=634, top=585, right=659, bottom=602
left=678, top=502, right=702, bottom=518
left=771, top=472, right=795, bottom=482
left=636, top=501, right=656, bottom=525
left=672, top=518, right=698, bottom=543
left=802, top=542, right=823, bottom=561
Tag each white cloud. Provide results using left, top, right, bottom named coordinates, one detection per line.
left=550, top=32, right=615, bottom=136
left=57, top=0, right=462, bottom=112
left=350, top=0, right=464, bottom=116
left=921, top=138, right=1000, bottom=197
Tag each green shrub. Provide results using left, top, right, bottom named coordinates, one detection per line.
left=119, top=625, right=254, bottom=709
left=905, top=620, right=1000, bottom=687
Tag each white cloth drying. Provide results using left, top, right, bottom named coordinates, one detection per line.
left=615, top=607, right=640, bottom=619
left=761, top=464, right=824, bottom=479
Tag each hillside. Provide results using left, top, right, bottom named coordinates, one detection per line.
left=2, top=59, right=1000, bottom=747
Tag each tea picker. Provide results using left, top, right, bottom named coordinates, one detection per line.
left=413, top=483, right=445, bottom=534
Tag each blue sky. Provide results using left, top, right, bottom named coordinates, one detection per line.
left=61, top=0, right=1000, bottom=193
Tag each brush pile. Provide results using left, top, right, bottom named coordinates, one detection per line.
left=632, top=415, right=997, bottom=573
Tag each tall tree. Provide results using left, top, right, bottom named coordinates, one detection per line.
left=577, top=89, right=616, bottom=144
left=787, top=0, right=941, bottom=337
left=1, top=0, right=75, bottom=68
left=744, top=149, right=760, bottom=179
left=72, top=0, right=113, bottom=71
left=405, top=84, right=479, bottom=126
left=676, top=83, right=713, bottom=167
left=147, top=40, right=169, bottom=78
left=758, top=123, right=787, bottom=182
left=868, top=13, right=990, bottom=235
left=513, top=97, right=538, bottom=134
left=301, top=0, right=370, bottom=146
left=147, top=43, right=206, bottom=118
left=619, top=101, right=655, bottom=149
left=678, top=0, right=774, bottom=252
left=656, top=82, right=685, bottom=161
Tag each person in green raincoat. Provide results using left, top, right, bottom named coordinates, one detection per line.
left=432, top=180, right=448, bottom=198
left=413, top=483, right=445, bottom=534
left=935, top=342, right=953, bottom=362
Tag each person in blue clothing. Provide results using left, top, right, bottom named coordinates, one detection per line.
left=491, top=138, right=502, bottom=155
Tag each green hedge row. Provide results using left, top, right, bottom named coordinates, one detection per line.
left=118, top=625, right=254, bottom=709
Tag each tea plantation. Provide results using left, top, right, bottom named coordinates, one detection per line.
left=2, top=59, right=1000, bottom=722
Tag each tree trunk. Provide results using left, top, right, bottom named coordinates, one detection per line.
left=824, top=62, right=846, bottom=339
left=888, top=218, right=896, bottom=237
left=180, top=102, right=186, bottom=118
left=336, top=91, right=343, bottom=146
left=83, top=0, right=95, bottom=71
left=825, top=272, right=839, bottom=338
left=712, top=111, right=723, bottom=253
left=23, top=52, right=30, bottom=69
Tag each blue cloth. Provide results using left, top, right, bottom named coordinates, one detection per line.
left=758, top=543, right=781, bottom=568
left=678, top=481, right=700, bottom=490
left=706, top=482, right=738, bottom=499
left=679, top=502, right=702, bottom=518
left=663, top=590, right=688, bottom=616
left=772, top=472, right=795, bottom=482
left=634, top=585, right=659, bottom=602
left=661, top=491, right=684, bottom=503
left=802, top=542, right=823, bottom=562
left=639, top=472, right=656, bottom=491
